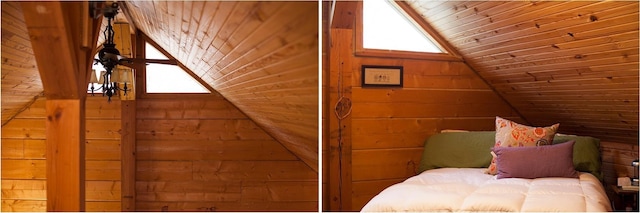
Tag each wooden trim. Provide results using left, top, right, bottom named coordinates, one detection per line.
left=140, top=93, right=221, bottom=100
left=355, top=49, right=464, bottom=61
left=45, top=99, right=86, bottom=211
left=134, top=31, right=146, bottom=100
left=353, top=1, right=463, bottom=62
left=120, top=100, right=136, bottom=211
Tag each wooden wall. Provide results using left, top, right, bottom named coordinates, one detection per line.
left=2, top=94, right=318, bottom=212
left=601, top=141, right=639, bottom=186
left=1, top=96, right=122, bottom=211
left=134, top=95, right=317, bottom=211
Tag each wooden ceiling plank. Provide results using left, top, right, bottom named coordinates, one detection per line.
left=414, top=1, right=481, bottom=24
left=459, top=6, right=637, bottom=57
left=182, top=1, right=203, bottom=67
left=443, top=1, right=593, bottom=44
left=213, top=4, right=315, bottom=82
left=177, top=0, right=191, bottom=60
left=214, top=58, right=316, bottom=90
left=166, top=0, right=180, bottom=59
left=469, top=31, right=638, bottom=67
left=427, top=1, right=520, bottom=33
left=213, top=2, right=310, bottom=79
left=193, top=2, right=237, bottom=77
left=484, top=63, right=639, bottom=83
left=500, top=76, right=639, bottom=87
left=210, top=2, right=283, bottom=73
left=184, top=1, right=216, bottom=74
left=207, top=2, right=257, bottom=75
left=476, top=52, right=638, bottom=76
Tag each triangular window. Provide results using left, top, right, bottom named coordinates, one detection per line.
left=145, top=43, right=210, bottom=93
left=362, top=0, right=444, bottom=53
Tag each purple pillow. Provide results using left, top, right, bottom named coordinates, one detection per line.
left=494, top=140, right=578, bottom=179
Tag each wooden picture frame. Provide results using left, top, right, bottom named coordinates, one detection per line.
left=361, top=65, right=403, bottom=87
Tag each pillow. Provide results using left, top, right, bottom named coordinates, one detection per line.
left=494, top=140, right=579, bottom=179
left=553, top=135, right=602, bottom=181
left=487, top=116, right=559, bottom=174
left=418, top=131, right=496, bottom=173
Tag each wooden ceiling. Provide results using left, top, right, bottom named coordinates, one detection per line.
left=1, top=2, right=43, bottom=125
left=403, top=0, right=638, bottom=143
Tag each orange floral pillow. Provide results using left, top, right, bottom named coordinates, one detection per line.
left=486, top=116, right=559, bottom=175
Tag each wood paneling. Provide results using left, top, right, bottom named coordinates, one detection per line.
left=1, top=97, right=122, bottom=212
left=135, top=97, right=317, bottom=212
left=600, top=141, right=639, bottom=209
left=601, top=141, right=639, bottom=185
left=1, top=2, right=42, bottom=126
left=123, top=1, right=319, bottom=171
left=406, top=1, right=639, bottom=144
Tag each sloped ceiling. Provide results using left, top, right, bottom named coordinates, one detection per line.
left=404, top=1, right=639, bottom=143
left=122, top=1, right=319, bottom=171
left=1, top=2, right=43, bottom=125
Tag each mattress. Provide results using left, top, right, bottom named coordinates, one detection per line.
left=361, top=168, right=611, bottom=212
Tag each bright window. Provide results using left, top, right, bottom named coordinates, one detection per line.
left=363, top=0, right=444, bottom=53
left=145, top=43, right=210, bottom=93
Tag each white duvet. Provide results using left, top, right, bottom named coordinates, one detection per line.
left=361, top=168, right=611, bottom=212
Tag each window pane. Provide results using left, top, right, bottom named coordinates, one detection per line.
left=363, top=0, right=443, bottom=53
left=146, top=63, right=210, bottom=93
left=145, top=43, right=210, bottom=93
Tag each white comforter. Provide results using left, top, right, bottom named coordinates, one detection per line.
left=361, top=168, right=611, bottom=212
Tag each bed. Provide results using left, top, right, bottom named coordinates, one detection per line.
left=361, top=131, right=612, bottom=212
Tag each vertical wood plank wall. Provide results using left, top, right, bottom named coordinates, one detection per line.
left=601, top=141, right=640, bottom=186
left=1, top=96, right=122, bottom=211
left=328, top=28, right=524, bottom=211
left=134, top=95, right=317, bottom=211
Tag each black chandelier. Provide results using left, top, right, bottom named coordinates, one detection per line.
left=89, top=2, right=131, bottom=101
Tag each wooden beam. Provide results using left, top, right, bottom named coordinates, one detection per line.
left=21, top=1, right=101, bottom=100
left=330, top=1, right=358, bottom=29
left=21, top=1, right=81, bottom=99
left=21, top=2, right=102, bottom=211
left=329, top=28, right=353, bottom=211
left=121, top=100, right=136, bottom=211
left=45, top=99, right=86, bottom=211
left=134, top=31, right=146, bottom=98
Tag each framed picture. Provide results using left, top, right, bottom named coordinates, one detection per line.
left=361, top=65, right=403, bottom=87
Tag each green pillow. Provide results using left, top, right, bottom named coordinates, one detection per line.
left=418, top=132, right=604, bottom=182
left=418, top=131, right=495, bottom=173
left=553, top=135, right=602, bottom=181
